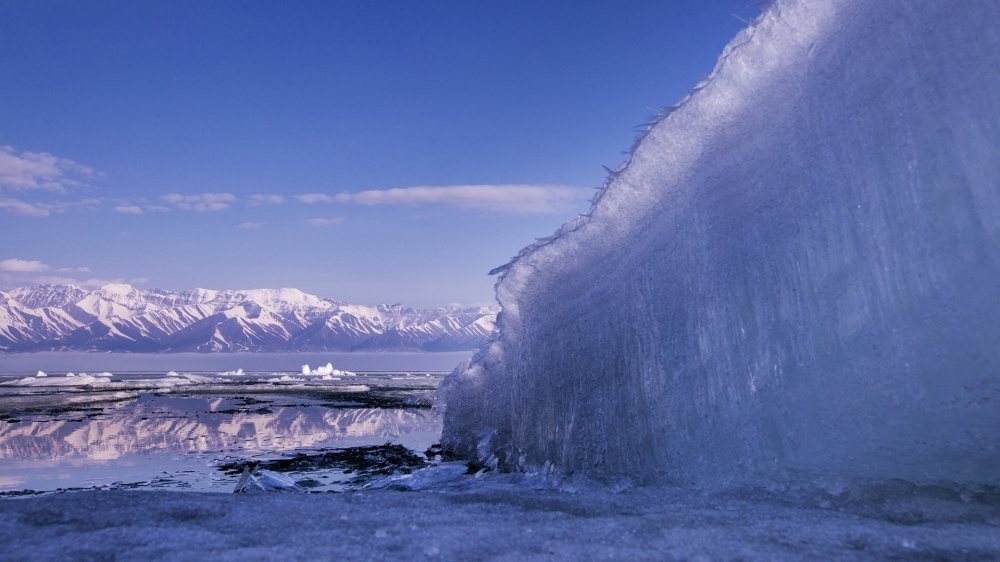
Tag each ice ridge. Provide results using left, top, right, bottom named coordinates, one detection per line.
left=440, top=0, right=1000, bottom=486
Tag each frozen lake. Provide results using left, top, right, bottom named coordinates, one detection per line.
left=0, top=351, right=472, bottom=374
left=0, top=357, right=467, bottom=494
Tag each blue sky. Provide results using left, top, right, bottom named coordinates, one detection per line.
left=1, top=1, right=750, bottom=307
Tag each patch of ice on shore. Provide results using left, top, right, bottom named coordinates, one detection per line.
left=233, top=467, right=302, bottom=493
left=367, top=462, right=470, bottom=491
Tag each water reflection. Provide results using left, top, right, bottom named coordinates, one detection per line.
left=0, top=390, right=442, bottom=492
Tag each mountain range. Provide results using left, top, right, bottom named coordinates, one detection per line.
left=0, top=284, right=497, bottom=353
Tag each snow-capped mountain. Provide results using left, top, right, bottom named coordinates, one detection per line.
left=0, top=284, right=497, bottom=353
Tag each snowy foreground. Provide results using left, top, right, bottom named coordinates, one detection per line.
left=1, top=480, right=998, bottom=561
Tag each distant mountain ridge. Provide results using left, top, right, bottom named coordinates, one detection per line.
left=0, top=284, right=497, bottom=353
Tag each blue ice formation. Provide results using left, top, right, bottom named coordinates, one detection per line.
left=440, top=0, right=1000, bottom=485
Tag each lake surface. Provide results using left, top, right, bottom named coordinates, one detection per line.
left=0, top=351, right=472, bottom=373
left=0, top=355, right=470, bottom=494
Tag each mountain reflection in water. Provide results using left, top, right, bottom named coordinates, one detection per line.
left=0, top=374, right=445, bottom=493
left=1, top=398, right=440, bottom=460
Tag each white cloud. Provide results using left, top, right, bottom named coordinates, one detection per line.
left=0, top=146, right=97, bottom=192
left=76, top=278, right=126, bottom=288
left=114, top=205, right=143, bottom=214
left=238, top=222, right=265, bottom=229
left=295, top=193, right=337, bottom=204
left=145, top=205, right=170, bottom=212
left=161, top=193, right=236, bottom=212
left=0, top=259, right=49, bottom=272
left=0, top=197, right=50, bottom=216
left=0, top=196, right=101, bottom=217
left=249, top=194, right=285, bottom=205
left=54, top=266, right=90, bottom=273
left=30, top=275, right=80, bottom=285
left=306, top=217, right=345, bottom=226
left=295, top=185, right=591, bottom=214
left=29, top=276, right=123, bottom=288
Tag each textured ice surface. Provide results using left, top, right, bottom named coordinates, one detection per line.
left=1, top=483, right=998, bottom=561
left=441, top=0, right=1000, bottom=486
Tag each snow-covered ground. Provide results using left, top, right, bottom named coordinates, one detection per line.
left=1, top=480, right=998, bottom=561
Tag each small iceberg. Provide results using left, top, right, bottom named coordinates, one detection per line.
left=302, top=363, right=357, bottom=377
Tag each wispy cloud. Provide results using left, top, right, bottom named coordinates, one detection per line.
left=113, top=205, right=144, bottom=214
left=0, top=197, right=51, bottom=216
left=295, top=193, right=336, bottom=204
left=59, top=277, right=125, bottom=288
left=295, top=185, right=590, bottom=214
left=0, top=196, right=101, bottom=217
left=0, top=146, right=98, bottom=193
left=0, top=259, right=49, bottom=272
left=305, top=217, right=345, bottom=226
left=238, top=222, right=265, bottom=229
left=249, top=194, right=285, bottom=205
left=0, top=260, right=137, bottom=291
left=28, top=275, right=82, bottom=286
left=161, top=193, right=236, bottom=212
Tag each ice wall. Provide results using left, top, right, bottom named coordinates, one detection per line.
left=440, top=0, right=1000, bottom=485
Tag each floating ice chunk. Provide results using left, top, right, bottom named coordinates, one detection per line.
left=66, top=373, right=75, bottom=377
left=311, top=363, right=335, bottom=375
left=36, top=371, right=46, bottom=377
left=218, top=368, right=244, bottom=376
left=301, top=363, right=356, bottom=377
